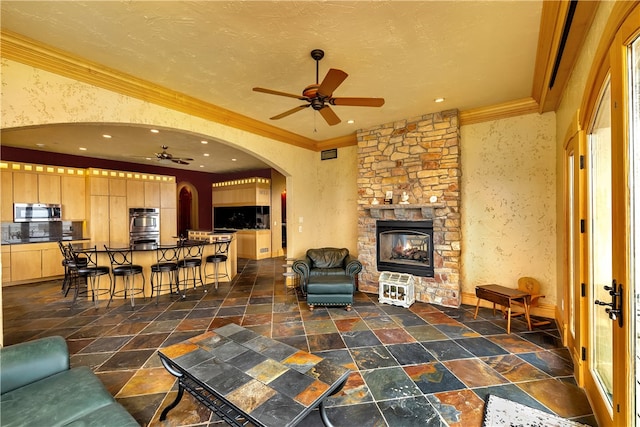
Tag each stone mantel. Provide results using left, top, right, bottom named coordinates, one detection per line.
left=364, top=204, right=445, bottom=220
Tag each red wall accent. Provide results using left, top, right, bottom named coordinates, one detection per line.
left=1, top=146, right=271, bottom=230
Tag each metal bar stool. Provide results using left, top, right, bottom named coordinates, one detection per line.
left=177, top=242, right=205, bottom=295
left=104, top=246, right=145, bottom=308
left=204, top=238, right=231, bottom=291
left=58, top=240, right=86, bottom=297
left=150, top=245, right=181, bottom=304
left=68, top=244, right=111, bottom=307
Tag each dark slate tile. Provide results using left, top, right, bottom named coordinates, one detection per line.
left=386, top=342, right=436, bottom=365
left=362, top=367, right=422, bottom=400
left=454, top=337, right=509, bottom=357
left=341, top=330, right=382, bottom=348
left=404, top=362, right=466, bottom=394
left=421, top=340, right=474, bottom=361
left=350, top=346, right=399, bottom=370
left=378, top=396, right=446, bottom=427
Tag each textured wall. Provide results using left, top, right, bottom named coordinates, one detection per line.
left=461, top=112, right=557, bottom=304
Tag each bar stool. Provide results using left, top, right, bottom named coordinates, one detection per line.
left=69, top=244, right=111, bottom=307
left=204, top=238, right=231, bottom=291
left=177, top=243, right=205, bottom=294
left=58, top=241, right=86, bottom=296
left=104, top=246, right=145, bottom=308
left=150, top=245, right=181, bottom=304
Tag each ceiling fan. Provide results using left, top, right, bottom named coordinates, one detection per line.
left=253, top=49, right=385, bottom=126
left=152, top=145, right=193, bottom=165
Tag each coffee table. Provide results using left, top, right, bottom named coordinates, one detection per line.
left=157, top=324, right=350, bottom=427
left=473, top=284, right=532, bottom=334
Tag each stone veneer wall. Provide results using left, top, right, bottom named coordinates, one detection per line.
left=356, top=109, right=461, bottom=307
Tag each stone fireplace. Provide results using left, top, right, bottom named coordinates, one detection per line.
left=357, top=109, right=461, bottom=307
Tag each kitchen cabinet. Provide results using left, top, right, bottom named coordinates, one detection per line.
left=212, top=178, right=271, bottom=207
left=87, top=195, right=110, bottom=245
left=144, top=181, right=160, bottom=208
left=9, top=243, right=43, bottom=282
left=109, top=178, right=127, bottom=197
left=109, top=196, right=129, bottom=246
left=1, top=171, right=13, bottom=222
left=2, top=245, right=11, bottom=283
left=88, top=176, right=109, bottom=196
left=41, top=245, right=65, bottom=277
left=127, top=180, right=145, bottom=207
left=160, top=208, right=177, bottom=243
left=160, top=182, right=176, bottom=208
left=61, top=175, right=86, bottom=220
left=38, top=174, right=61, bottom=204
left=12, top=172, right=39, bottom=204
left=235, top=230, right=271, bottom=260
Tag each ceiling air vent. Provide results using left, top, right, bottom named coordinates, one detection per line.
left=321, top=148, right=337, bottom=160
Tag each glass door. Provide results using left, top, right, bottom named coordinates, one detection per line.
left=587, top=77, right=614, bottom=413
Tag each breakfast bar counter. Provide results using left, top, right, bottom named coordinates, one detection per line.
left=70, top=234, right=237, bottom=301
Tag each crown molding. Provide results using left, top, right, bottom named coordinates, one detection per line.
left=459, top=97, right=540, bottom=126
left=3, top=29, right=546, bottom=150
left=0, top=30, right=318, bottom=151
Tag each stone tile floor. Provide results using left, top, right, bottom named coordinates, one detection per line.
left=2, top=257, right=597, bottom=426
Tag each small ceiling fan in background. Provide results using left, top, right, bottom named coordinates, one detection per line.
left=152, top=145, right=193, bottom=165
left=253, top=49, right=385, bottom=126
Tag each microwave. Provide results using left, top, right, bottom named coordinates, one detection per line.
left=14, top=203, right=62, bottom=222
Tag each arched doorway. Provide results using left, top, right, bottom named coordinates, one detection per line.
left=177, top=182, right=198, bottom=238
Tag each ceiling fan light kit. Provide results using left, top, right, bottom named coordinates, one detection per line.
left=253, top=49, right=384, bottom=126
left=154, top=145, right=194, bottom=165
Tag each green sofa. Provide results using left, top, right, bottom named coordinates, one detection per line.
left=0, top=336, right=139, bottom=427
left=292, top=247, right=362, bottom=311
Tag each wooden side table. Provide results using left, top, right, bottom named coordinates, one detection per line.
left=473, top=284, right=532, bottom=333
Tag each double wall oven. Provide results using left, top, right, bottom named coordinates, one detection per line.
left=129, top=208, right=160, bottom=245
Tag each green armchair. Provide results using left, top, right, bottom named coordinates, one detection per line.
left=292, top=247, right=362, bottom=311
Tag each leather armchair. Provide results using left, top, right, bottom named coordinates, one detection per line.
left=292, top=247, right=362, bottom=310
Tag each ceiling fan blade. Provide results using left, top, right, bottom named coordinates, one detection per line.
left=270, top=105, right=309, bottom=120
left=172, top=159, right=189, bottom=165
left=319, top=105, right=341, bottom=126
left=253, top=87, right=308, bottom=100
left=317, top=69, right=348, bottom=97
left=331, top=97, right=385, bottom=107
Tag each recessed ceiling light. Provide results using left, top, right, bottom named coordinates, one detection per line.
left=434, top=97, right=445, bottom=103
left=231, top=158, right=237, bottom=162
left=36, top=143, right=46, bottom=147
left=102, top=134, right=112, bottom=139
left=201, top=140, right=208, bottom=144
left=347, top=120, right=355, bottom=124
left=150, top=129, right=159, bottom=133
left=199, top=165, right=204, bottom=168
left=204, top=153, right=210, bottom=157
left=79, top=147, right=87, bottom=151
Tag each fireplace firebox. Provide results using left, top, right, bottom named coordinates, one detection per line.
left=376, top=220, right=434, bottom=277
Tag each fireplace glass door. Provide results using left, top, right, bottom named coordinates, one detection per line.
left=377, top=222, right=433, bottom=277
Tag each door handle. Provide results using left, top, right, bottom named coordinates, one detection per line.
left=595, top=279, right=623, bottom=327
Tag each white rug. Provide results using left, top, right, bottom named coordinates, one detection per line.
left=482, top=394, right=590, bottom=427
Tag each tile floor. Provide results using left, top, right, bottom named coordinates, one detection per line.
left=2, top=257, right=597, bottom=427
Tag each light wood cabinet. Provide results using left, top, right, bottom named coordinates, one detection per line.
left=61, top=175, right=86, bottom=220
left=109, top=196, right=129, bottom=246
left=38, top=174, right=61, bottom=204
left=109, top=178, right=127, bottom=197
left=88, top=176, right=109, bottom=196
left=160, top=208, right=177, bottom=244
left=12, top=172, right=39, bottom=204
left=235, top=230, right=272, bottom=259
left=9, top=245, right=43, bottom=282
left=2, top=245, right=11, bottom=283
left=160, top=182, right=176, bottom=208
left=127, top=180, right=145, bottom=207
left=41, top=245, right=65, bottom=277
left=144, top=181, right=160, bottom=207
left=1, top=171, right=13, bottom=221
left=88, top=195, right=110, bottom=246
left=212, top=179, right=271, bottom=207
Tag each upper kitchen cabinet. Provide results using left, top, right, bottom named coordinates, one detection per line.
left=127, top=179, right=145, bottom=207
left=160, top=182, right=177, bottom=209
left=1, top=170, right=13, bottom=221
left=37, top=173, right=61, bottom=204
left=144, top=181, right=160, bottom=208
left=61, top=174, right=86, bottom=220
left=212, top=178, right=271, bottom=207
left=12, top=171, right=40, bottom=204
